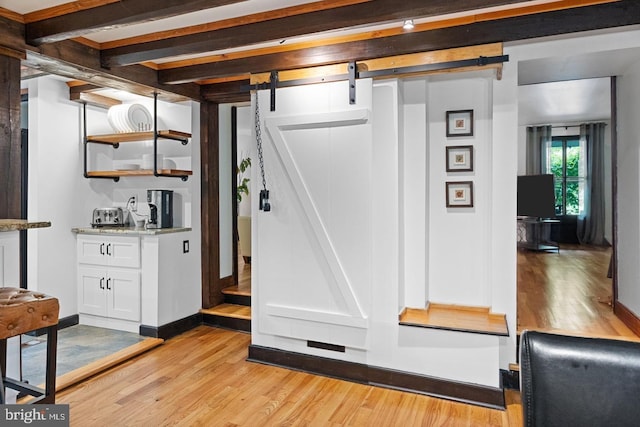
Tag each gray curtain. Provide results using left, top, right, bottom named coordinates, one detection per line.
left=526, top=126, right=552, bottom=174
left=577, top=123, right=607, bottom=245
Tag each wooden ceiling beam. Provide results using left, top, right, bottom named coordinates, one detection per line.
left=25, top=0, right=247, bottom=45
left=201, top=79, right=250, bottom=103
left=25, top=39, right=201, bottom=102
left=100, top=0, right=530, bottom=67
left=165, top=0, right=640, bottom=84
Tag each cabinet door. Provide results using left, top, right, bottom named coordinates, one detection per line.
left=106, top=236, right=140, bottom=268
left=106, top=268, right=140, bottom=321
left=78, top=266, right=107, bottom=316
left=77, top=235, right=109, bottom=266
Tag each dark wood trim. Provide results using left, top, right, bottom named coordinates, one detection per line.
left=24, top=40, right=201, bottom=102
left=0, top=53, right=22, bottom=219
left=220, top=275, right=235, bottom=289
left=614, top=302, right=640, bottom=338
left=202, top=313, right=251, bottom=333
left=248, top=345, right=505, bottom=409
left=165, top=1, right=640, bottom=84
left=25, top=0, right=246, bottom=45
left=231, top=106, right=239, bottom=287
left=200, top=101, right=224, bottom=308
left=101, top=0, right=526, bottom=67
left=611, top=76, right=618, bottom=308
left=201, top=80, right=251, bottom=104
left=139, top=313, right=203, bottom=340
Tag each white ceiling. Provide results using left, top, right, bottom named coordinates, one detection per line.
left=518, top=45, right=640, bottom=126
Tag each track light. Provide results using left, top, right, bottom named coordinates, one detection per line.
left=403, top=19, right=414, bottom=30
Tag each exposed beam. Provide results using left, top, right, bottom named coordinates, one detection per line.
left=164, top=0, right=640, bottom=84
left=101, top=0, right=530, bottom=67
left=201, top=79, right=250, bottom=103
left=26, top=0, right=248, bottom=45
left=25, top=39, right=201, bottom=102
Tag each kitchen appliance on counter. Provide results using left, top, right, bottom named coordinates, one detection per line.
left=92, top=207, right=124, bottom=227
left=147, top=189, right=173, bottom=229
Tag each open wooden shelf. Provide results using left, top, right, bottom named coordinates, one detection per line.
left=399, top=303, right=509, bottom=336
left=86, top=169, right=192, bottom=179
left=86, top=130, right=191, bottom=145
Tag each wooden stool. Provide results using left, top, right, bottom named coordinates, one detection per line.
left=0, top=287, right=59, bottom=404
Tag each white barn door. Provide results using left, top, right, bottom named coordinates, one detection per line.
left=253, top=79, right=375, bottom=350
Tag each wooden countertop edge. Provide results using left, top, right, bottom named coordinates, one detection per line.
left=0, top=220, right=51, bottom=232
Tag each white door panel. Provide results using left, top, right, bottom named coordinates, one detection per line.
left=257, top=81, right=374, bottom=329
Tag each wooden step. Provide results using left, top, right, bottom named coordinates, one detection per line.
left=20, top=338, right=164, bottom=402
left=222, top=285, right=251, bottom=306
left=399, top=303, right=509, bottom=336
left=201, top=304, right=251, bottom=333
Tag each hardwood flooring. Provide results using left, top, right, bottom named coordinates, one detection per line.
left=53, top=245, right=640, bottom=426
left=517, top=244, right=638, bottom=340
left=56, top=326, right=514, bottom=426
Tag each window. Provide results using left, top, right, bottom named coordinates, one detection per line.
left=545, top=136, right=585, bottom=216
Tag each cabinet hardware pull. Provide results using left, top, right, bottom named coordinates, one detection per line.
left=107, top=243, right=112, bottom=256
left=100, top=277, right=105, bottom=289
left=100, top=243, right=105, bottom=255
left=107, top=278, right=112, bottom=290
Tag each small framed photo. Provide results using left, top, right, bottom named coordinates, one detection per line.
left=446, top=145, right=473, bottom=172
left=446, top=181, right=474, bottom=208
left=446, top=109, right=474, bottom=137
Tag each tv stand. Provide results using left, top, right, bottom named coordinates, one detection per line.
left=517, top=217, right=560, bottom=253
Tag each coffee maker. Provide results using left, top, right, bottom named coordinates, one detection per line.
left=147, top=189, right=173, bottom=229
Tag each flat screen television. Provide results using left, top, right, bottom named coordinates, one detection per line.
left=517, top=174, right=556, bottom=218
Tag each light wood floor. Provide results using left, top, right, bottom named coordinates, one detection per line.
left=517, top=244, right=638, bottom=339
left=55, top=245, right=640, bottom=426
left=56, top=326, right=522, bottom=426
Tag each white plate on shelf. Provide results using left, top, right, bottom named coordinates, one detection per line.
left=127, top=104, right=152, bottom=132
left=115, top=163, right=140, bottom=171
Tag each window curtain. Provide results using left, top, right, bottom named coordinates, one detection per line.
left=526, top=126, right=552, bottom=174
left=577, top=123, right=607, bottom=245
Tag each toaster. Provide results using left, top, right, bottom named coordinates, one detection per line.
left=92, top=207, right=125, bottom=227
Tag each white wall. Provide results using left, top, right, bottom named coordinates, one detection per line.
left=26, top=76, right=201, bottom=324
left=617, top=58, right=640, bottom=316
left=427, top=74, right=494, bottom=306
left=219, top=105, right=233, bottom=278
left=401, top=79, right=428, bottom=308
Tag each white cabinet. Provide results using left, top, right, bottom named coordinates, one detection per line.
left=77, top=235, right=141, bottom=324
left=77, top=234, right=140, bottom=268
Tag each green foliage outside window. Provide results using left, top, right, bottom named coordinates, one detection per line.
left=548, top=138, right=582, bottom=216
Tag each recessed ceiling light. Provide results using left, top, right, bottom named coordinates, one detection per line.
left=403, top=19, right=414, bottom=30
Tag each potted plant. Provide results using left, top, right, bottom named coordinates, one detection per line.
left=237, top=156, right=251, bottom=202
left=237, top=156, right=251, bottom=264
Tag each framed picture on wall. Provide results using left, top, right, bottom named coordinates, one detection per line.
left=446, top=145, right=473, bottom=172
left=446, top=181, right=474, bottom=208
left=446, top=109, right=474, bottom=137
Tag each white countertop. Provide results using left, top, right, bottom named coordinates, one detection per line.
left=72, top=226, right=192, bottom=235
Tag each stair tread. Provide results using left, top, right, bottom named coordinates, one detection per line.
left=201, top=303, right=251, bottom=320
left=222, top=285, right=251, bottom=297
left=399, top=303, right=509, bottom=336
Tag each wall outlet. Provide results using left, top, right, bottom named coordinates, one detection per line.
left=183, top=240, right=189, bottom=253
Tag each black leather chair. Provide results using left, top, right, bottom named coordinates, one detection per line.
left=520, top=330, right=640, bottom=427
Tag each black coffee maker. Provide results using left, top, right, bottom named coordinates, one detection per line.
left=147, top=189, right=173, bottom=228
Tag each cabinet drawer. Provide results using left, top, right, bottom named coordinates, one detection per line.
left=77, top=235, right=140, bottom=268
